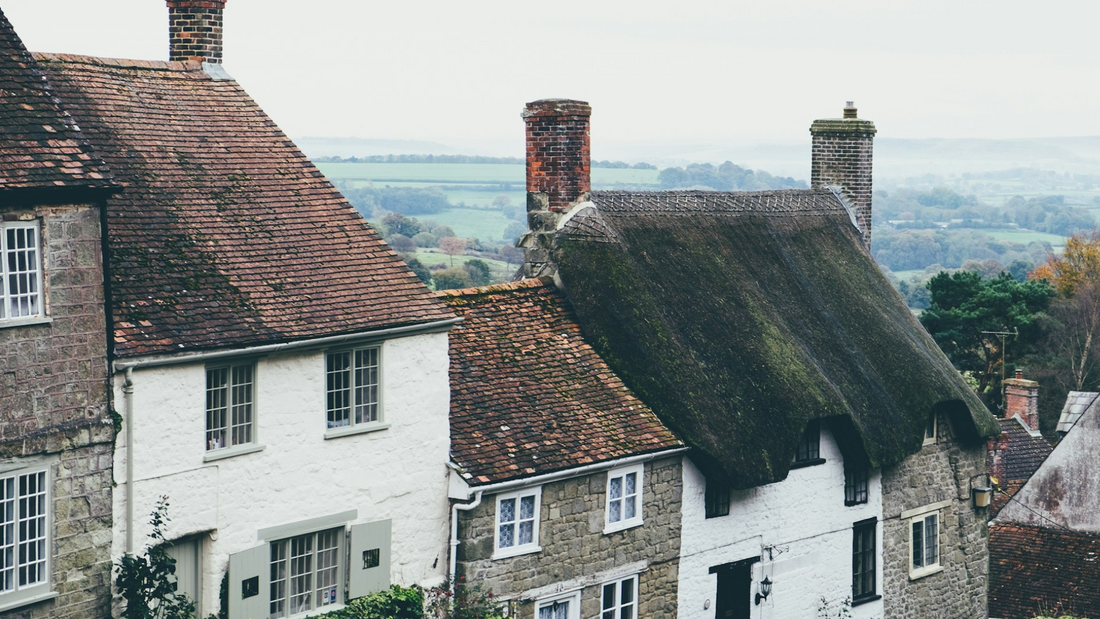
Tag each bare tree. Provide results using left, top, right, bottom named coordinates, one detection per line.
left=439, top=236, right=467, bottom=267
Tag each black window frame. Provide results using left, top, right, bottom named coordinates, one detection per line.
left=851, top=518, right=878, bottom=605
left=704, top=479, right=730, bottom=519
left=790, top=421, right=824, bottom=469
left=844, top=465, right=869, bottom=506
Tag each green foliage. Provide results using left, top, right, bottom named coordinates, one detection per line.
left=115, top=497, right=196, bottom=619
left=919, top=271, right=1055, bottom=408
left=463, top=259, right=492, bottom=286
left=433, top=268, right=472, bottom=290
left=425, top=579, right=505, bottom=619
left=817, top=596, right=851, bottom=619
left=312, top=585, right=425, bottom=619
left=403, top=256, right=433, bottom=286
left=658, top=161, right=805, bottom=191
left=382, top=213, right=424, bottom=238
left=873, top=228, right=1049, bottom=272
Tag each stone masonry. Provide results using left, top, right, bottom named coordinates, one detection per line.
left=1004, top=370, right=1040, bottom=432
left=881, top=410, right=989, bottom=619
left=167, top=0, right=226, bottom=64
left=0, top=203, right=114, bottom=618
left=456, top=457, right=682, bottom=619
left=810, top=104, right=876, bottom=249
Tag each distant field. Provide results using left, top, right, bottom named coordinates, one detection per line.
left=410, top=249, right=517, bottom=285
left=980, top=228, right=1066, bottom=248
left=317, top=161, right=661, bottom=188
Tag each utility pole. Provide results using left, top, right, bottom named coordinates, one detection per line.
left=981, top=327, right=1018, bottom=415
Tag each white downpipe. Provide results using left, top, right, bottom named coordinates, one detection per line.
left=449, top=490, right=483, bottom=591
left=123, top=366, right=135, bottom=554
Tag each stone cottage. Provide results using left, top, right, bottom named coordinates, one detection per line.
left=11, top=1, right=459, bottom=617
left=516, top=99, right=1001, bottom=619
left=439, top=279, right=686, bottom=619
left=0, top=10, right=119, bottom=617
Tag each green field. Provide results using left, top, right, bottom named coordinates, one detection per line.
left=409, top=249, right=517, bottom=287
left=981, top=228, right=1066, bottom=249
left=316, top=162, right=660, bottom=188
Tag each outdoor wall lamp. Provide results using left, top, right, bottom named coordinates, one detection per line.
left=755, top=576, right=772, bottom=605
left=970, top=473, right=993, bottom=509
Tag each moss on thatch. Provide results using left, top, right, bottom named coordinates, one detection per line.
left=553, top=190, right=998, bottom=488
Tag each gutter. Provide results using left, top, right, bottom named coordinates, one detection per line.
left=112, top=317, right=461, bottom=372
left=122, top=367, right=134, bottom=554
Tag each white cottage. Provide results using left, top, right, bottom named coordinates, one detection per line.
left=30, top=2, right=458, bottom=617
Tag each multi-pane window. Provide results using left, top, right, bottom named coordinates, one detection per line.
left=602, top=575, right=638, bottom=619
left=495, top=489, right=539, bottom=557
left=537, top=591, right=580, bottom=619
left=852, top=519, right=876, bottom=601
left=704, top=479, right=730, bottom=518
left=269, top=528, right=341, bottom=618
left=0, top=469, right=48, bottom=597
left=910, top=512, right=940, bottom=576
left=606, top=465, right=643, bottom=531
left=205, top=363, right=255, bottom=451
left=923, top=412, right=937, bottom=445
left=0, top=222, right=43, bottom=323
left=844, top=466, right=869, bottom=505
left=326, top=347, right=380, bottom=429
left=792, top=422, right=820, bottom=465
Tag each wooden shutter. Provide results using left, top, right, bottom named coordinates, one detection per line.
left=348, top=519, right=391, bottom=598
left=228, top=543, right=269, bottom=619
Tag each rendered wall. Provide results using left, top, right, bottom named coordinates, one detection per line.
left=678, top=426, right=884, bottom=619
left=456, top=457, right=682, bottom=619
left=112, top=331, right=451, bottom=616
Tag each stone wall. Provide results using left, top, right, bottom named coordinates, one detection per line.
left=881, top=410, right=989, bottom=619
left=0, top=203, right=115, bottom=618
left=456, top=456, right=682, bottom=619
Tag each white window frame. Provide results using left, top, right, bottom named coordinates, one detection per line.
left=601, top=574, right=639, bottom=619
left=205, top=361, right=257, bottom=454
left=604, top=464, right=643, bottom=533
left=325, top=345, right=387, bottom=439
left=0, top=220, right=45, bottom=326
left=923, top=412, right=937, bottom=446
left=0, top=462, right=52, bottom=612
left=492, top=487, right=541, bottom=559
left=536, top=589, right=581, bottom=619
left=268, top=527, right=344, bottom=618
left=908, top=510, right=941, bottom=579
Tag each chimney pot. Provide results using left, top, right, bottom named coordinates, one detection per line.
left=843, top=102, right=857, bottom=119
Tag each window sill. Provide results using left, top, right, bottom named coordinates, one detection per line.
left=204, top=443, right=265, bottom=462
left=0, top=590, right=58, bottom=613
left=789, top=457, right=826, bottom=470
left=0, top=316, right=51, bottom=330
left=844, top=499, right=869, bottom=507
left=909, top=564, right=943, bottom=581
left=604, top=519, right=643, bottom=535
left=851, top=594, right=881, bottom=607
left=324, top=422, right=390, bottom=440
left=492, top=544, right=541, bottom=560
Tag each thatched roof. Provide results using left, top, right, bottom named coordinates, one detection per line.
left=551, top=189, right=998, bottom=488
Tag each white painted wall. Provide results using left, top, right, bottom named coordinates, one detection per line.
left=112, top=332, right=451, bottom=616
left=678, top=426, right=884, bottom=619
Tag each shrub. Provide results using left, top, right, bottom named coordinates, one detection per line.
left=312, top=585, right=425, bottom=619
left=115, top=497, right=196, bottom=619
left=425, top=579, right=505, bottom=619
left=433, top=268, right=472, bottom=291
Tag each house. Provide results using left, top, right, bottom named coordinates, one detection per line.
left=12, top=1, right=458, bottom=617
left=0, top=11, right=120, bottom=617
left=986, top=370, right=1052, bottom=515
left=990, top=385, right=1100, bottom=618
left=439, top=278, right=687, bottom=619
left=516, top=99, right=1000, bottom=618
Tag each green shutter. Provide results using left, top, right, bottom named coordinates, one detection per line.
left=228, top=543, right=270, bottom=619
left=348, top=519, right=391, bottom=598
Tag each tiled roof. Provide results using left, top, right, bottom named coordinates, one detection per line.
left=989, top=417, right=1053, bottom=514
left=437, top=278, right=683, bottom=486
left=0, top=10, right=113, bottom=194
left=989, top=523, right=1100, bottom=619
left=1057, top=391, right=1098, bottom=434
left=31, top=53, right=452, bottom=357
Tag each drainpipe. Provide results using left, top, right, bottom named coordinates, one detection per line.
left=123, top=366, right=135, bottom=554
left=449, top=490, right=483, bottom=592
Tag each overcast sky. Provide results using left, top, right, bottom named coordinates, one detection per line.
left=4, top=1, right=1098, bottom=157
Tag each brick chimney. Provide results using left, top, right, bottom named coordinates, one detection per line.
left=1004, top=368, right=1040, bottom=433
left=519, top=99, right=591, bottom=278
left=167, top=0, right=226, bottom=64
left=810, top=102, right=876, bottom=248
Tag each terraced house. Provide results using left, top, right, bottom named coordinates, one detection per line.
left=517, top=99, right=1000, bottom=619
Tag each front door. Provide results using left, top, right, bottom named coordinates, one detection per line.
left=712, top=559, right=755, bottom=619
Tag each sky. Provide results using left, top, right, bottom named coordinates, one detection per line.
left=4, top=1, right=1099, bottom=159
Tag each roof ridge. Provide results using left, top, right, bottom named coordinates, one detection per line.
left=433, top=276, right=552, bottom=298
left=32, top=52, right=201, bottom=72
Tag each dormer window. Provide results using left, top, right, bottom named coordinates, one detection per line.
left=845, top=465, right=869, bottom=505
left=923, top=412, right=937, bottom=446
left=791, top=421, right=824, bottom=469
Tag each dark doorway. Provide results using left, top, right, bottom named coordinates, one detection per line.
left=710, top=557, right=758, bottom=619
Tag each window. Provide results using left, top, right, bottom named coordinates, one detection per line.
left=605, top=465, right=643, bottom=532
left=537, top=590, right=580, bottom=619
left=0, top=465, right=50, bottom=608
left=206, top=363, right=255, bottom=451
left=923, top=412, right=937, bottom=445
left=704, top=479, right=730, bottom=518
left=910, top=512, right=940, bottom=577
left=326, top=347, right=380, bottom=429
left=494, top=489, right=540, bottom=558
left=791, top=422, right=823, bottom=468
left=0, top=221, right=43, bottom=324
left=269, top=528, right=342, bottom=618
left=852, top=519, right=876, bottom=602
left=844, top=466, right=868, bottom=506
left=602, top=575, right=638, bottom=619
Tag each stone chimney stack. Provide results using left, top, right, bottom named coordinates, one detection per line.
left=1004, top=368, right=1040, bottom=433
left=810, top=102, right=876, bottom=248
left=167, top=0, right=226, bottom=64
left=519, top=99, right=591, bottom=277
